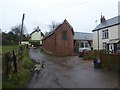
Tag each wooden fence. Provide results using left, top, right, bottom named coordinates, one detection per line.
left=100, top=53, right=120, bottom=72
left=2, top=47, right=23, bottom=78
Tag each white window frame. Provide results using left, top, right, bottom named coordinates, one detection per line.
left=103, top=42, right=107, bottom=50
left=102, top=29, right=109, bottom=39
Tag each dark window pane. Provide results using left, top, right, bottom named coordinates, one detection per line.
left=102, top=29, right=109, bottom=39
left=62, top=31, right=67, bottom=40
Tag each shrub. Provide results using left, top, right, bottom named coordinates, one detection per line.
left=83, top=50, right=106, bottom=60
left=29, top=40, right=40, bottom=47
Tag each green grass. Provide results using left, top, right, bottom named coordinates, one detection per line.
left=3, top=69, right=31, bottom=88
left=0, top=46, right=1, bottom=54
left=2, top=45, right=18, bottom=54
left=3, top=49, right=33, bottom=88
left=23, top=49, right=33, bottom=69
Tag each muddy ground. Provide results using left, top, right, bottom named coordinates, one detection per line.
left=27, top=48, right=119, bottom=88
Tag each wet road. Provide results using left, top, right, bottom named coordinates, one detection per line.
left=27, top=48, right=118, bottom=88
left=0, top=55, right=2, bottom=89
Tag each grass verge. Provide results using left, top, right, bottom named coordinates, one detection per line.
left=2, top=49, right=33, bottom=88
left=2, top=45, right=18, bottom=54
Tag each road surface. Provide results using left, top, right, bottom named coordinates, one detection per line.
left=0, top=55, right=2, bottom=89
left=27, top=48, right=118, bottom=88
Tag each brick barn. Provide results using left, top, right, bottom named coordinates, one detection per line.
left=42, top=19, right=74, bottom=56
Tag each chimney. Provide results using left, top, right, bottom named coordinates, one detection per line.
left=100, top=15, right=106, bottom=23
left=37, top=26, right=41, bottom=32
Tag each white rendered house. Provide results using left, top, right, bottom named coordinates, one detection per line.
left=92, top=15, right=120, bottom=52
left=30, top=26, right=44, bottom=45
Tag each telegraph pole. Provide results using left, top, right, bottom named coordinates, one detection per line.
left=20, top=14, right=25, bottom=44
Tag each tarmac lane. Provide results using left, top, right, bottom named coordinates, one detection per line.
left=0, top=54, right=2, bottom=89
left=27, top=48, right=119, bottom=88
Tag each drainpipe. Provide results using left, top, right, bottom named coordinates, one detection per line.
left=97, top=30, right=99, bottom=50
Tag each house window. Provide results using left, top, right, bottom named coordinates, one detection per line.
left=102, top=29, right=109, bottom=39
left=62, top=31, right=67, bottom=40
left=103, top=42, right=107, bottom=50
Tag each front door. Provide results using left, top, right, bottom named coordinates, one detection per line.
left=114, top=44, right=117, bottom=53
left=106, top=44, right=109, bottom=51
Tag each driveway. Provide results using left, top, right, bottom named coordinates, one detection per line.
left=27, top=48, right=118, bottom=88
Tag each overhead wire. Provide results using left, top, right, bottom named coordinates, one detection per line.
left=39, top=0, right=91, bottom=16
left=29, top=0, right=91, bottom=31
left=33, top=0, right=91, bottom=30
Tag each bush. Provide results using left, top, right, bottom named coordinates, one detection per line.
left=23, top=49, right=33, bottom=68
left=29, top=40, right=40, bottom=47
left=2, top=49, right=33, bottom=88
left=2, top=39, right=18, bottom=45
left=3, top=68, right=31, bottom=88
left=83, top=50, right=106, bottom=60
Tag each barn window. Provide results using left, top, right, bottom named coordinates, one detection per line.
left=62, top=31, right=67, bottom=40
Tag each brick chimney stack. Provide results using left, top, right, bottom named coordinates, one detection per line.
left=37, top=26, right=41, bottom=32
left=100, top=15, right=106, bottom=23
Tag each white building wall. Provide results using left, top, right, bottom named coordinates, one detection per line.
left=93, top=25, right=119, bottom=50
left=31, top=32, right=40, bottom=40
left=31, top=31, right=43, bottom=44
left=109, top=25, right=119, bottom=39
left=99, top=30, right=103, bottom=49
left=119, top=1, right=120, bottom=38
left=93, top=31, right=98, bottom=50
left=118, top=25, right=120, bottom=38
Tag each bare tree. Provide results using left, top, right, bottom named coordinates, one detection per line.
left=49, top=21, right=60, bottom=32
left=11, top=25, right=26, bottom=36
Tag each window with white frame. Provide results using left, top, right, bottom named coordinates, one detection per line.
left=103, top=42, right=107, bottom=50
left=102, top=29, right=109, bottom=39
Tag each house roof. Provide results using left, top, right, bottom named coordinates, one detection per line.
left=30, top=29, right=40, bottom=35
left=92, top=15, right=120, bottom=32
left=74, top=32, right=92, bottom=40
left=42, top=19, right=74, bottom=40
left=30, top=28, right=44, bottom=36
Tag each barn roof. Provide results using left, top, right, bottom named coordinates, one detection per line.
left=42, top=19, right=74, bottom=40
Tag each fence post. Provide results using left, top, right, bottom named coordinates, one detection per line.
left=13, top=50, right=17, bottom=73
left=4, top=53, right=10, bottom=77
left=100, top=52, right=103, bottom=68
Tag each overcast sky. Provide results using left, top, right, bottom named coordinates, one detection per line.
left=0, top=0, right=120, bottom=34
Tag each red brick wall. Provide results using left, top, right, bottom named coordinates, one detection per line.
left=42, top=22, right=74, bottom=56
